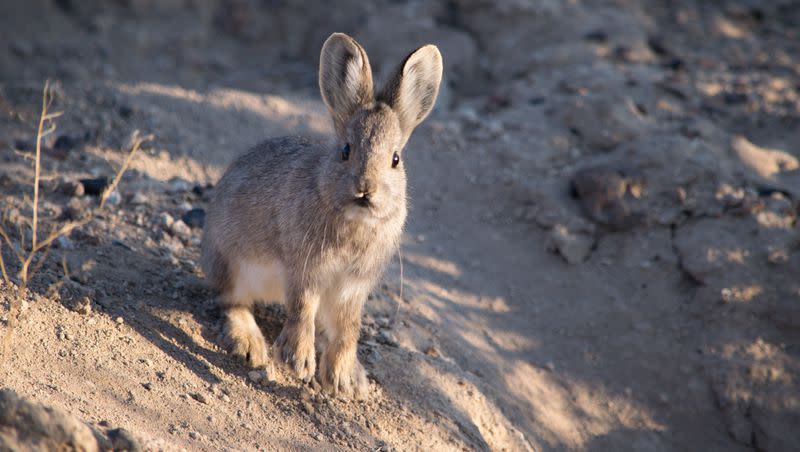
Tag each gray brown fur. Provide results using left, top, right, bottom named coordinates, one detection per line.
left=200, top=33, right=442, bottom=398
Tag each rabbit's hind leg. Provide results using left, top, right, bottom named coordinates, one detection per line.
left=219, top=258, right=286, bottom=369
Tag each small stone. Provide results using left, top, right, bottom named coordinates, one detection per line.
left=190, top=392, right=208, bottom=404
left=377, top=330, right=398, bottom=347
left=170, top=220, right=192, bottom=239
left=142, top=382, right=153, bottom=391
left=55, top=236, right=75, bottom=250
left=365, top=348, right=382, bottom=365
left=247, top=370, right=264, bottom=383
left=767, top=247, right=789, bottom=265
left=220, top=394, right=231, bottom=403
left=56, top=180, right=85, bottom=197
left=311, top=432, right=322, bottom=441
left=73, top=296, right=92, bottom=315
left=79, top=178, right=109, bottom=196
left=424, top=345, right=440, bottom=358
left=182, top=208, right=206, bottom=229
left=188, top=431, right=199, bottom=440
left=115, top=316, right=124, bottom=324
left=53, top=135, right=77, bottom=151
left=158, top=212, right=175, bottom=228
left=169, top=177, right=190, bottom=192
left=104, top=190, right=121, bottom=206
left=546, top=225, right=594, bottom=264
left=130, top=192, right=148, bottom=205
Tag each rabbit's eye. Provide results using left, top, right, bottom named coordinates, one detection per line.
left=391, top=152, right=400, bottom=168
left=341, top=143, right=350, bottom=161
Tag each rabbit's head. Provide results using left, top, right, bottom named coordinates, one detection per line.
left=318, top=33, right=442, bottom=221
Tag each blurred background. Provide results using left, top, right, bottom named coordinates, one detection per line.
left=0, top=0, right=799, bottom=451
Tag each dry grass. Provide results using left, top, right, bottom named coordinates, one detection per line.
left=0, top=80, right=151, bottom=364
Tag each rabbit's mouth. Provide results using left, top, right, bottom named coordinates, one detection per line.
left=353, top=195, right=372, bottom=208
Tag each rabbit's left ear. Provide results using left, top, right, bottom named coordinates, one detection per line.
left=378, top=45, right=443, bottom=138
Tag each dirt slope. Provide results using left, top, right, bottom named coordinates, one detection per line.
left=1, top=1, right=799, bottom=451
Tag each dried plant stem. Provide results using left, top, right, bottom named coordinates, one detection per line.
left=0, top=81, right=149, bottom=365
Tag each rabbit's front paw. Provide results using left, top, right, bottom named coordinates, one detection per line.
left=273, top=325, right=316, bottom=382
left=319, top=353, right=368, bottom=399
left=223, top=308, right=271, bottom=369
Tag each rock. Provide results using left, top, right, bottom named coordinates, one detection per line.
left=53, top=135, right=78, bottom=151
left=104, top=190, right=121, bottom=206
left=546, top=225, right=594, bottom=264
left=56, top=179, right=85, bottom=197
left=106, top=428, right=141, bottom=452
left=182, top=208, right=205, bottom=229
left=571, top=166, right=645, bottom=230
left=170, top=219, right=192, bottom=239
left=168, top=177, right=190, bottom=193
left=73, top=297, right=92, bottom=315
left=79, top=178, right=109, bottom=196
left=365, top=348, right=382, bottom=365
left=55, top=236, right=75, bottom=250
left=130, top=192, right=148, bottom=205
left=158, top=212, right=175, bottom=228
left=0, top=388, right=103, bottom=451
left=115, top=317, right=124, bottom=324
left=190, top=393, right=208, bottom=404
left=377, top=330, right=398, bottom=347
left=247, top=370, right=264, bottom=383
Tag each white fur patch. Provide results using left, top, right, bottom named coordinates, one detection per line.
left=344, top=205, right=380, bottom=227
left=231, top=258, right=287, bottom=305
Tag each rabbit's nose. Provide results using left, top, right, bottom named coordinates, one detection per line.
left=356, top=179, right=373, bottom=197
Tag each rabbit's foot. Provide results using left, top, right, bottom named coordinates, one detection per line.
left=223, top=307, right=271, bottom=368
left=273, top=324, right=316, bottom=382
left=319, top=351, right=368, bottom=399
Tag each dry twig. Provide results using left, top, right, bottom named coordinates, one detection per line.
left=0, top=81, right=150, bottom=364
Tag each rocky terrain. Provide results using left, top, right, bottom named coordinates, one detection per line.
left=1, top=0, right=799, bottom=450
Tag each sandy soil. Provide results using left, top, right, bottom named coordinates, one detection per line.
left=1, top=0, right=799, bottom=451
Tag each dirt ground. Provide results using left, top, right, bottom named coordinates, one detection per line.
left=1, top=0, right=799, bottom=451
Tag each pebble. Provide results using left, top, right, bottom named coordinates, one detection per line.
left=53, top=135, right=77, bottom=151
left=158, top=212, right=175, bottom=228
left=169, top=178, right=190, bottom=193
left=56, top=236, right=75, bottom=250
left=73, top=297, right=92, bottom=315
left=182, top=208, right=206, bottom=229
left=247, top=370, right=264, bottom=383
left=142, top=382, right=153, bottom=391
left=130, top=191, right=148, bottom=205
left=365, top=348, right=382, bottom=365
left=56, top=180, right=85, bottom=197
left=311, top=432, right=322, bottom=441
left=377, top=330, right=398, bottom=347
left=190, top=392, right=208, bottom=404
left=115, top=316, right=124, bottom=324
left=104, top=190, right=121, bottom=206
left=170, top=219, right=192, bottom=239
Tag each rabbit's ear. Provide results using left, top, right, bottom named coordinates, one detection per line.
left=378, top=45, right=443, bottom=138
left=319, top=33, right=374, bottom=140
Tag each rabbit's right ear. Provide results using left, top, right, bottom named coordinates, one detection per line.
left=319, top=33, right=374, bottom=141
